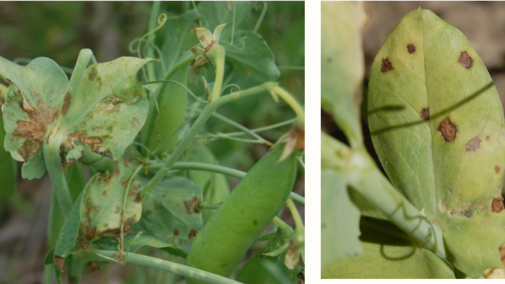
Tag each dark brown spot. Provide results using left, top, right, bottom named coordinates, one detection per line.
left=496, top=166, right=500, bottom=173
left=188, top=229, right=197, bottom=239
left=54, top=255, right=65, bottom=269
left=492, top=198, right=504, bottom=212
left=61, top=92, right=71, bottom=116
left=381, top=58, right=393, bottom=73
left=407, top=44, right=416, bottom=54
left=183, top=197, right=201, bottom=215
left=459, top=51, right=473, bottom=69
left=86, top=261, right=100, bottom=274
left=421, top=108, right=429, bottom=120
left=465, top=136, right=481, bottom=151
left=174, top=229, right=180, bottom=236
left=487, top=136, right=490, bottom=141
left=437, top=117, right=458, bottom=142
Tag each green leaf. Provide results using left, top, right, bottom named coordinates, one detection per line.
left=321, top=133, right=362, bottom=268
left=321, top=1, right=366, bottom=146
left=133, top=176, right=203, bottom=240
left=368, top=8, right=505, bottom=277
left=223, top=32, right=280, bottom=85
left=322, top=241, right=455, bottom=279
left=54, top=193, right=83, bottom=261
left=160, top=10, right=199, bottom=75
left=78, top=162, right=142, bottom=245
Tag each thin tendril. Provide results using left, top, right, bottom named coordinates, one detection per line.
left=253, top=2, right=268, bottom=33
left=221, top=84, right=241, bottom=94
left=231, top=2, right=236, bottom=44
left=141, top=80, right=209, bottom=103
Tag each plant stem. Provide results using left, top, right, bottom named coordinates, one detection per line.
left=349, top=147, right=446, bottom=259
left=270, top=86, right=305, bottom=125
left=207, top=45, right=226, bottom=101
left=147, top=161, right=305, bottom=206
left=211, top=112, right=272, bottom=145
left=146, top=1, right=161, bottom=84
left=253, top=2, right=268, bottom=33
left=139, top=82, right=276, bottom=199
left=43, top=139, right=73, bottom=220
left=89, top=249, right=242, bottom=284
left=198, top=203, right=221, bottom=210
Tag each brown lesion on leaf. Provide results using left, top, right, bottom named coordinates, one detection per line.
left=174, top=228, right=180, bottom=236
left=183, top=196, right=201, bottom=215
left=86, top=262, right=100, bottom=274
left=465, top=136, right=481, bottom=151
left=188, top=229, right=197, bottom=239
left=459, top=51, right=473, bottom=69
left=67, top=130, right=110, bottom=157
left=492, top=198, right=504, bottom=212
left=61, top=92, right=71, bottom=116
left=437, top=116, right=458, bottom=142
left=407, top=44, right=416, bottom=54
left=54, top=255, right=65, bottom=270
left=496, top=166, right=501, bottom=173
left=381, top=58, right=393, bottom=73
left=421, top=108, right=429, bottom=120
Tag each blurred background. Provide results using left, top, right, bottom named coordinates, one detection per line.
left=321, top=1, right=505, bottom=278
left=0, top=2, right=304, bottom=283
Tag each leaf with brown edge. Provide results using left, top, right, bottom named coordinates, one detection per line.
left=368, top=8, right=505, bottom=277
left=132, top=176, right=203, bottom=240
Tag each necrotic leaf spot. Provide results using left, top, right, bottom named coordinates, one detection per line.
left=465, top=136, right=481, bottom=151
left=421, top=108, right=429, bottom=120
left=459, top=51, right=473, bottom=69
left=437, top=117, right=458, bottom=142
left=492, top=198, right=504, bottom=213
left=381, top=58, right=393, bottom=73
left=407, top=44, right=416, bottom=54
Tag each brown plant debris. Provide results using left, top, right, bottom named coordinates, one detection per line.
left=183, top=197, right=201, bottom=215
left=381, top=58, right=393, bottom=73
left=437, top=117, right=458, bottom=142
left=459, top=51, right=473, bottom=69
left=465, top=136, right=481, bottom=151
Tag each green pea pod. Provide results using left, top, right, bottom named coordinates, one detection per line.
left=185, top=147, right=297, bottom=283
left=0, top=84, right=16, bottom=200
left=146, top=64, right=189, bottom=156
left=187, top=144, right=230, bottom=223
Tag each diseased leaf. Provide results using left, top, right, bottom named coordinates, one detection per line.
left=0, top=54, right=153, bottom=179
left=133, top=176, right=203, bottom=240
left=77, top=162, right=142, bottom=245
left=321, top=133, right=362, bottom=269
left=368, top=8, right=505, bottom=277
left=0, top=84, right=17, bottom=198
left=321, top=1, right=367, bottom=146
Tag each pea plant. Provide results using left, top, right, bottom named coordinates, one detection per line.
left=0, top=2, right=305, bottom=283
left=322, top=2, right=505, bottom=279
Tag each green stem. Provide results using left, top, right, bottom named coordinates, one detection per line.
left=348, top=147, right=446, bottom=259
left=43, top=139, right=73, bottom=220
left=198, top=203, right=221, bottom=210
left=211, top=112, right=272, bottom=146
left=270, top=86, right=305, bottom=125
left=89, top=249, right=242, bottom=284
left=286, top=199, right=304, bottom=245
left=146, top=1, right=161, bottom=83
left=207, top=45, right=226, bottom=101
left=139, top=82, right=276, bottom=199
left=147, top=161, right=305, bottom=206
